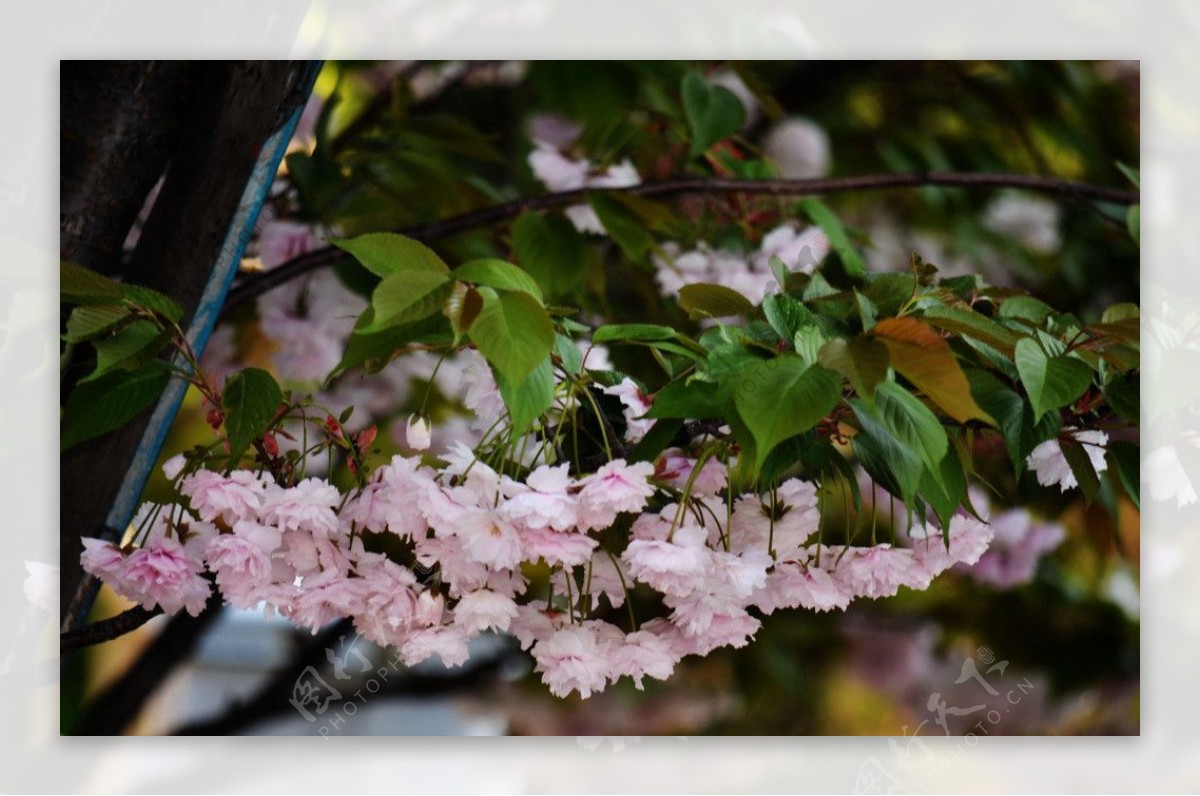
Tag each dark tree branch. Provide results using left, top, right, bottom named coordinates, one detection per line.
left=222, top=171, right=1139, bottom=313
left=60, top=605, right=164, bottom=654
left=73, top=590, right=224, bottom=736
left=171, top=641, right=517, bottom=736
left=169, top=618, right=354, bottom=735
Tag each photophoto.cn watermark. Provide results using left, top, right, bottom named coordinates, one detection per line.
left=853, top=646, right=1036, bottom=794
left=287, top=631, right=403, bottom=737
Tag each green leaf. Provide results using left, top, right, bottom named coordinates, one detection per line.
left=1107, top=440, right=1139, bottom=510
left=365, top=269, right=452, bottom=330
left=678, top=283, right=756, bottom=320
left=920, top=305, right=1019, bottom=357
left=873, top=381, right=950, bottom=477
left=331, top=233, right=450, bottom=279
left=553, top=333, right=584, bottom=374
left=333, top=311, right=449, bottom=377
left=645, top=379, right=722, bottom=419
left=63, top=304, right=131, bottom=343
left=61, top=261, right=122, bottom=304
left=967, top=369, right=1060, bottom=474
left=1059, top=434, right=1101, bottom=506
left=874, top=317, right=995, bottom=425
left=1000, top=295, right=1055, bottom=325
left=799, top=198, right=866, bottom=278
left=1103, top=371, right=1139, bottom=422
left=920, top=443, right=970, bottom=529
left=222, top=367, right=283, bottom=462
left=468, top=287, right=555, bottom=384
left=629, top=418, right=684, bottom=463
left=452, top=258, right=544, bottom=302
left=121, top=284, right=183, bottom=322
left=864, top=273, right=917, bottom=316
left=762, top=293, right=815, bottom=342
left=586, top=194, right=655, bottom=261
left=1014, top=338, right=1093, bottom=422
left=511, top=211, right=588, bottom=299
left=1116, top=162, right=1140, bottom=188
left=681, top=70, right=745, bottom=157
left=818, top=336, right=889, bottom=400
left=592, top=323, right=677, bottom=344
left=850, top=404, right=924, bottom=509
left=82, top=320, right=169, bottom=383
left=767, top=255, right=791, bottom=293
left=855, top=291, right=878, bottom=332
left=496, top=356, right=555, bottom=438
left=1127, top=205, right=1140, bottom=246
left=1101, top=303, right=1140, bottom=324
left=61, top=365, right=170, bottom=450
left=794, top=325, right=828, bottom=366
left=733, top=355, right=841, bottom=469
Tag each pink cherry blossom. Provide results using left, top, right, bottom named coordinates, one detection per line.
left=587, top=552, right=628, bottom=609
left=675, top=609, right=761, bottom=655
left=577, top=459, right=656, bottom=531
left=519, top=526, right=597, bottom=567
left=180, top=469, right=269, bottom=526
left=414, top=535, right=489, bottom=597
left=832, top=544, right=915, bottom=600
left=761, top=118, right=831, bottom=180
left=260, top=478, right=342, bottom=538
left=966, top=508, right=1065, bottom=588
left=81, top=538, right=126, bottom=582
left=460, top=350, right=506, bottom=428
left=755, top=561, right=851, bottom=613
left=509, top=605, right=568, bottom=650
left=400, top=625, right=471, bottom=668
left=531, top=625, right=612, bottom=699
left=454, top=588, right=519, bottom=634
left=602, top=379, right=655, bottom=443
left=205, top=534, right=274, bottom=610
left=501, top=463, right=579, bottom=531
left=345, top=554, right=424, bottom=647
left=119, top=537, right=212, bottom=616
left=258, top=220, right=319, bottom=269
left=23, top=561, right=57, bottom=613
left=610, top=629, right=679, bottom=689
left=286, top=576, right=369, bottom=634
left=658, top=449, right=728, bottom=496
left=1026, top=429, right=1109, bottom=492
left=623, top=524, right=712, bottom=597
left=162, top=453, right=188, bottom=481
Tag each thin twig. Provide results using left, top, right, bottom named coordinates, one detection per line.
left=222, top=171, right=1139, bottom=313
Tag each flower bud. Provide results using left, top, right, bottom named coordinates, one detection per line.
left=406, top=415, right=432, bottom=451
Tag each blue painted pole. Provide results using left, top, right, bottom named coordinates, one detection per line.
left=104, top=63, right=322, bottom=556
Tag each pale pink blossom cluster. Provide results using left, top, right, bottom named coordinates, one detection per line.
left=527, top=141, right=640, bottom=235
left=82, top=443, right=995, bottom=699
left=652, top=225, right=831, bottom=306
left=1026, top=429, right=1109, bottom=492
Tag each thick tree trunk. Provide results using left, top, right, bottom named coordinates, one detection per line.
left=59, top=61, right=315, bottom=627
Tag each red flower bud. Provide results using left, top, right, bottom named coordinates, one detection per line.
left=325, top=414, right=343, bottom=440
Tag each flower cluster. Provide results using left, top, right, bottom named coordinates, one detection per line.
left=82, top=435, right=995, bottom=699
left=652, top=224, right=831, bottom=306
left=527, top=140, right=640, bottom=235
left=1026, top=429, right=1109, bottom=492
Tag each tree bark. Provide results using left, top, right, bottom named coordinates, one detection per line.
left=59, top=61, right=315, bottom=627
